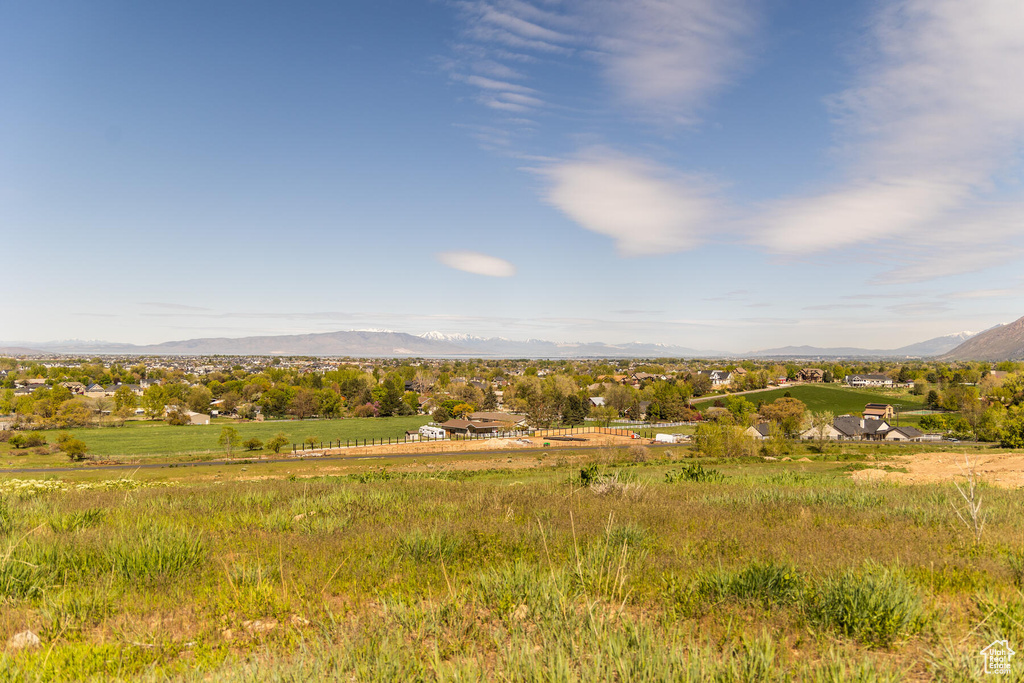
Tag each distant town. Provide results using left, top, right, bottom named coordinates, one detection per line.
left=3, top=351, right=1023, bottom=455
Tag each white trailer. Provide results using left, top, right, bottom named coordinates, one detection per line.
left=419, top=425, right=447, bottom=439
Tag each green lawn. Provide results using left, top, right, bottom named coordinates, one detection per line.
left=699, top=384, right=926, bottom=416
left=7, top=416, right=431, bottom=458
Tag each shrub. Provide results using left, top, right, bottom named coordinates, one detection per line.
left=266, top=433, right=289, bottom=454
left=808, top=563, right=925, bottom=647
left=61, top=438, right=89, bottom=462
left=665, top=462, right=724, bottom=483
left=579, top=463, right=601, bottom=486
left=628, top=444, right=651, bottom=463
left=243, top=437, right=263, bottom=451
left=166, top=409, right=190, bottom=426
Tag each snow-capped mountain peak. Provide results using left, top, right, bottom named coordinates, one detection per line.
left=419, top=331, right=487, bottom=342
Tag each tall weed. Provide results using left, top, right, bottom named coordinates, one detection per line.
left=808, top=563, right=926, bottom=647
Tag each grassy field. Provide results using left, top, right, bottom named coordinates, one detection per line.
left=704, top=384, right=928, bottom=415
left=0, top=446, right=1021, bottom=681
left=1, top=416, right=431, bottom=461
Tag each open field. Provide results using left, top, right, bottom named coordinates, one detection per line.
left=1, top=416, right=431, bottom=461
left=704, top=384, right=928, bottom=415
left=2, top=445, right=1023, bottom=681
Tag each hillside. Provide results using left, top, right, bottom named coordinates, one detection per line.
left=941, top=315, right=1024, bottom=361
left=692, top=384, right=926, bottom=415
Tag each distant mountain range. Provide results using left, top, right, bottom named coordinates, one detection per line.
left=940, top=315, right=1024, bottom=361
left=749, top=331, right=977, bottom=359
left=0, top=328, right=984, bottom=359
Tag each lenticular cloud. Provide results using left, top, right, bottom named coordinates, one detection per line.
left=436, top=251, right=517, bottom=277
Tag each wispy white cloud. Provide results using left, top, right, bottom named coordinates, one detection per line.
left=435, top=250, right=517, bottom=277
left=449, top=0, right=758, bottom=123
left=585, top=0, right=757, bottom=123
left=756, top=0, right=1024, bottom=274
left=539, top=150, right=721, bottom=256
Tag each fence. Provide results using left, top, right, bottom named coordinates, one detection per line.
left=290, top=422, right=696, bottom=454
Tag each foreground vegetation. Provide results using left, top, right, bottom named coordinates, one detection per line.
left=1, top=447, right=1022, bottom=680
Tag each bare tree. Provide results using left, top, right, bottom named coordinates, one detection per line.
left=951, top=453, right=986, bottom=544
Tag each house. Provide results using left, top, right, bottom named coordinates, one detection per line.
left=745, top=423, right=772, bottom=440
left=863, top=403, right=895, bottom=421
left=798, top=368, right=825, bottom=383
left=186, top=411, right=210, bottom=426
left=800, top=422, right=845, bottom=440
left=699, top=370, right=733, bottom=387
left=438, top=419, right=502, bottom=435
left=467, top=412, right=528, bottom=428
left=844, top=374, right=893, bottom=388
left=85, top=383, right=113, bottom=398
left=60, top=381, right=87, bottom=395
left=801, top=415, right=923, bottom=441
left=589, top=396, right=606, bottom=408
left=801, top=415, right=888, bottom=441
left=883, top=426, right=924, bottom=442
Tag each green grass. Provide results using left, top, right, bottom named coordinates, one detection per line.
left=3, top=416, right=431, bottom=459
left=0, top=448, right=1020, bottom=680
left=697, top=384, right=926, bottom=415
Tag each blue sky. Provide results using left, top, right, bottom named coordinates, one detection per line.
left=3, top=0, right=1023, bottom=352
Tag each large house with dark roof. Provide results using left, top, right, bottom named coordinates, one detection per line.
left=801, top=415, right=925, bottom=441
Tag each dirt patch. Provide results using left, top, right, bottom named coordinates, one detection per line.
left=850, top=451, right=1024, bottom=488
left=293, top=432, right=640, bottom=459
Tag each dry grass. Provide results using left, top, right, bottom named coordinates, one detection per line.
left=0, top=450, right=1021, bottom=680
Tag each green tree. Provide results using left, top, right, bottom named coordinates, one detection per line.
left=560, top=394, right=590, bottom=426
left=318, top=390, right=343, bottom=419
left=451, top=402, right=474, bottom=419
left=760, top=397, right=807, bottom=436
left=243, top=437, right=263, bottom=452
left=590, top=405, right=617, bottom=426
left=481, top=385, right=498, bottom=411
left=187, top=386, right=213, bottom=414
left=113, top=386, right=138, bottom=411
left=219, top=426, right=241, bottom=456
left=141, top=385, right=167, bottom=419
left=372, top=375, right=405, bottom=417
left=54, top=399, right=92, bottom=428
left=289, top=388, right=318, bottom=419
left=266, top=433, right=289, bottom=454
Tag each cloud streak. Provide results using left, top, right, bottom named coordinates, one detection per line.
left=450, top=0, right=758, bottom=122
left=435, top=250, right=517, bottom=277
